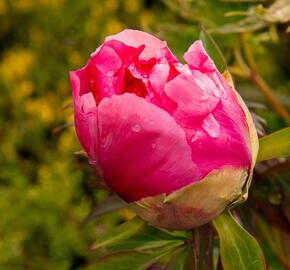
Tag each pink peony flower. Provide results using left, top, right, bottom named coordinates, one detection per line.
left=70, top=29, right=258, bottom=230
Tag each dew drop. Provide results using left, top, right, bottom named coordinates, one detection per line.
left=191, top=131, right=201, bottom=143
left=194, top=77, right=205, bottom=90
left=202, top=113, right=221, bottom=138
left=226, top=136, right=231, bottom=148
left=89, top=159, right=98, bottom=166
left=213, top=73, right=227, bottom=99
left=131, top=124, right=141, bottom=132
left=106, top=71, right=115, bottom=77
left=129, top=64, right=136, bottom=72
left=174, top=63, right=191, bottom=74
left=191, top=135, right=198, bottom=142
left=212, top=87, right=220, bottom=98
left=198, top=141, right=202, bottom=149
left=129, top=64, right=143, bottom=78
left=221, top=88, right=228, bottom=100
left=151, top=143, right=157, bottom=149
left=184, top=64, right=191, bottom=74
left=104, top=133, right=113, bottom=147
left=122, top=115, right=128, bottom=120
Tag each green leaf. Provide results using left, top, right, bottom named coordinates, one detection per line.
left=257, top=127, right=290, bottom=162
left=86, top=250, right=165, bottom=270
left=110, top=225, right=186, bottom=251
left=199, top=26, right=227, bottom=72
left=91, top=217, right=145, bottom=250
left=87, top=242, right=181, bottom=270
left=212, top=212, right=266, bottom=270
left=253, top=212, right=290, bottom=269
left=167, top=245, right=192, bottom=270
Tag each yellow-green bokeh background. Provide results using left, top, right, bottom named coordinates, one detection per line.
left=0, top=1, right=158, bottom=268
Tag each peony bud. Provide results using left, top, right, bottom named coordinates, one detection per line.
left=70, top=29, right=258, bottom=230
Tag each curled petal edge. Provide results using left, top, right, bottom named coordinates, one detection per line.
left=222, top=70, right=259, bottom=208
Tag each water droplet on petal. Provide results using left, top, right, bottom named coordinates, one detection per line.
left=89, top=159, right=98, bottom=166
left=227, top=135, right=231, bottom=148
left=191, top=134, right=198, bottom=142
left=129, top=64, right=143, bottom=78
left=122, top=115, right=128, bottom=120
left=131, top=124, right=141, bottom=132
left=212, top=87, right=220, bottom=98
left=194, top=77, right=205, bottom=90
left=106, top=71, right=115, bottom=77
left=174, top=63, right=191, bottom=74
left=221, top=88, right=227, bottom=99
left=151, top=143, right=156, bottom=149
left=191, top=131, right=202, bottom=143
left=202, top=113, right=221, bottom=138
left=129, top=64, right=136, bottom=72
left=198, top=141, right=202, bottom=149
left=104, top=133, right=113, bottom=147
left=213, top=73, right=227, bottom=99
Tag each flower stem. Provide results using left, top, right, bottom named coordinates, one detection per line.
left=241, top=35, right=290, bottom=125
left=191, top=224, right=214, bottom=270
left=250, top=72, right=290, bottom=125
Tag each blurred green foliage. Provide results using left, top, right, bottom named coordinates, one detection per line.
left=0, top=0, right=289, bottom=269
left=0, top=0, right=151, bottom=268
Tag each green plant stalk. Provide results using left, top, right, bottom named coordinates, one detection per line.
left=191, top=224, right=214, bottom=270
left=250, top=72, right=290, bottom=125
left=241, top=35, right=290, bottom=125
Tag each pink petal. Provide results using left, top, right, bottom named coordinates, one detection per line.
left=184, top=40, right=216, bottom=72
left=149, top=63, right=170, bottom=96
left=164, top=72, right=220, bottom=127
left=182, top=40, right=251, bottom=176
left=70, top=65, right=90, bottom=97
left=101, top=39, right=145, bottom=65
left=105, top=29, right=176, bottom=61
left=187, top=104, right=251, bottom=178
left=147, top=62, right=177, bottom=113
left=97, top=93, right=200, bottom=202
left=88, top=55, right=124, bottom=102
left=94, top=45, right=122, bottom=76
left=70, top=70, right=99, bottom=160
